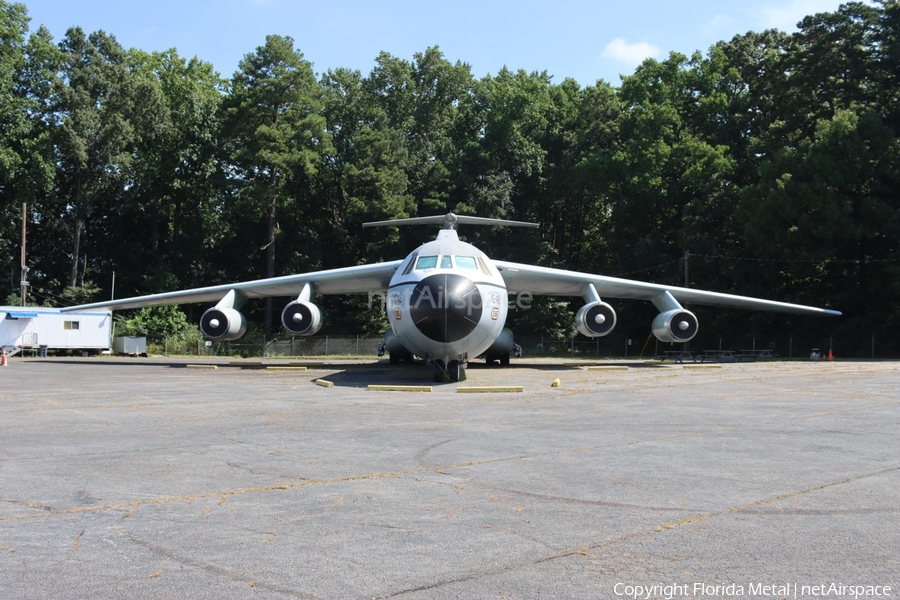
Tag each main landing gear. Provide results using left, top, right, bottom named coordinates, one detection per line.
left=389, top=350, right=414, bottom=364
left=432, top=359, right=464, bottom=383
left=484, top=352, right=511, bottom=366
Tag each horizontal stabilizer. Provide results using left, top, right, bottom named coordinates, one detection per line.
left=363, top=212, right=538, bottom=230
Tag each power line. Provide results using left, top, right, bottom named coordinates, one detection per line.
left=610, top=251, right=900, bottom=281
left=28, top=288, right=78, bottom=307
left=689, top=253, right=900, bottom=264
left=612, top=258, right=683, bottom=277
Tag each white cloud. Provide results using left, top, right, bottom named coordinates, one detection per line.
left=601, top=38, right=661, bottom=66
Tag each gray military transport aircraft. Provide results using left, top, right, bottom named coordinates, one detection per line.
left=62, top=213, right=841, bottom=382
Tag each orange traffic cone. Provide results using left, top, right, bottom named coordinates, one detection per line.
left=828, top=348, right=834, bottom=361
left=0, top=348, right=7, bottom=367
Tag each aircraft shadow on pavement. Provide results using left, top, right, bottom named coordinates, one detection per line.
left=31, top=358, right=668, bottom=387
left=309, top=361, right=437, bottom=388
left=307, top=359, right=667, bottom=388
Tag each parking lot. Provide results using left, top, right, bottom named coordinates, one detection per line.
left=1, top=357, right=897, bottom=599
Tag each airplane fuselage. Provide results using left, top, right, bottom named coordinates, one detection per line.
left=385, top=229, right=508, bottom=367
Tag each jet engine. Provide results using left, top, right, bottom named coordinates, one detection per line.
left=575, top=301, right=617, bottom=337
left=281, top=301, right=323, bottom=336
left=200, top=307, right=247, bottom=341
left=652, top=309, right=698, bottom=343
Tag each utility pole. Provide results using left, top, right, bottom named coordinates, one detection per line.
left=684, top=249, right=690, bottom=352
left=20, top=203, right=28, bottom=307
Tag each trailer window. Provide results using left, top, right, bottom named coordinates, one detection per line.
left=64, top=321, right=80, bottom=330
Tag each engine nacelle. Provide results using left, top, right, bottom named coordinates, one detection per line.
left=575, top=301, right=617, bottom=337
left=652, top=309, right=699, bottom=343
left=281, top=301, right=323, bottom=336
left=481, top=328, right=521, bottom=365
left=200, top=307, right=247, bottom=341
left=484, top=327, right=515, bottom=355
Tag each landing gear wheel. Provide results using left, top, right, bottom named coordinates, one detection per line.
left=433, top=360, right=464, bottom=382
left=447, top=360, right=461, bottom=382
left=500, top=353, right=510, bottom=366
left=391, top=351, right=414, bottom=364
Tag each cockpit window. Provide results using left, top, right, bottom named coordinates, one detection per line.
left=440, top=255, right=452, bottom=269
left=476, top=256, right=492, bottom=276
left=456, top=256, right=477, bottom=270
left=415, top=256, right=438, bottom=270
left=402, top=253, right=418, bottom=275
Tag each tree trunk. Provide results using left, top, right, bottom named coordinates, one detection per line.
left=150, top=198, right=160, bottom=252
left=70, top=217, right=83, bottom=287
left=264, top=168, right=278, bottom=333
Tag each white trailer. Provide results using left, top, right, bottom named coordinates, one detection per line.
left=1, top=307, right=111, bottom=356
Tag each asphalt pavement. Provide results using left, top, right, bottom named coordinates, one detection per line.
left=1, top=357, right=897, bottom=599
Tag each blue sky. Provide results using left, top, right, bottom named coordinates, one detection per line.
left=21, top=0, right=865, bottom=86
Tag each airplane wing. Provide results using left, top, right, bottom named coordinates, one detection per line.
left=59, top=260, right=404, bottom=312
left=493, top=260, right=842, bottom=316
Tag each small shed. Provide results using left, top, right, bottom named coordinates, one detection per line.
left=114, top=336, right=147, bottom=355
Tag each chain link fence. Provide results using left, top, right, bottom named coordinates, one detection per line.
left=146, top=330, right=900, bottom=360
left=147, top=335, right=382, bottom=358
left=515, top=331, right=899, bottom=360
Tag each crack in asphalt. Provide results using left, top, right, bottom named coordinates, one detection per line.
left=377, top=465, right=900, bottom=598
left=117, top=529, right=325, bottom=599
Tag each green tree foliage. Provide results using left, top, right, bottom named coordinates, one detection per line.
left=58, top=280, right=101, bottom=305
left=0, top=2, right=57, bottom=199
left=107, top=49, right=224, bottom=297
left=609, top=52, right=736, bottom=284
left=3, top=2, right=900, bottom=351
left=1, top=1, right=60, bottom=299
left=222, top=35, right=329, bottom=331
left=116, top=304, right=194, bottom=337
left=742, top=108, right=899, bottom=321
left=52, top=27, right=135, bottom=287
left=318, top=65, right=414, bottom=266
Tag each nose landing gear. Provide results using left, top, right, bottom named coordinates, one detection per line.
left=432, top=359, right=464, bottom=382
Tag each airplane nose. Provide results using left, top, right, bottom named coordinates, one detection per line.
left=409, top=274, right=483, bottom=343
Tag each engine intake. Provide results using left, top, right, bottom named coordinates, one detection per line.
left=281, top=301, right=322, bottom=336
left=575, top=301, right=617, bottom=337
left=652, top=309, right=698, bottom=343
left=200, top=307, right=247, bottom=341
